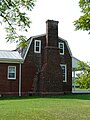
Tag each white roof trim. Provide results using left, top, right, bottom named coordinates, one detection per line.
left=30, top=33, right=46, bottom=39
left=23, top=37, right=33, bottom=60
left=0, top=59, right=23, bottom=63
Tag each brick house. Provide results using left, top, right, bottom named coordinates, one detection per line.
left=0, top=20, right=72, bottom=96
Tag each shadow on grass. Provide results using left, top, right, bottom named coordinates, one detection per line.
left=0, top=94, right=90, bottom=101
left=40, top=94, right=90, bottom=100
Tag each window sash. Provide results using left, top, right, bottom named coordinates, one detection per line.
left=34, top=40, right=41, bottom=53
left=60, top=64, right=67, bottom=82
left=58, top=42, right=64, bottom=55
left=8, top=66, right=16, bottom=79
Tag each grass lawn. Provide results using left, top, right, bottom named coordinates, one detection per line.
left=0, top=94, right=90, bottom=120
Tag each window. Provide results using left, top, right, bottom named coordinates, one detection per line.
left=60, top=64, right=67, bottom=82
left=34, top=40, right=41, bottom=53
left=8, top=66, right=16, bottom=79
left=58, top=42, right=64, bottom=55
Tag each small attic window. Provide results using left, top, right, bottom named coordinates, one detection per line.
left=58, top=42, right=64, bottom=55
left=34, top=40, right=41, bottom=53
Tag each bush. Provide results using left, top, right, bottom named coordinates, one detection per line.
left=76, top=61, right=90, bottom=89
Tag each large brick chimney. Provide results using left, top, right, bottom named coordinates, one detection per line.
left=46, top=20, right=58, bottom=47
left=39, top=20, right=63, bottom=95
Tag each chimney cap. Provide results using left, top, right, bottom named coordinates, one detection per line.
left=46, top=19, right=59, bottom=24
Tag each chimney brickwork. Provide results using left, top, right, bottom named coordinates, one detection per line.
left=39, top=20, right=64, bottom=95
left=46, top=20, right=58, bottom=47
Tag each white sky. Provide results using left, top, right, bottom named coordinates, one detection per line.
left=0, top=0, right=90, bottom=62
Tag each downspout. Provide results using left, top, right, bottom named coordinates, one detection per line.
left=19, top=63, right=22, bottom=96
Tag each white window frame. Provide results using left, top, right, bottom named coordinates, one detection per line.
left=8, top=66, right=16, bottom=80
left=34, top=40, right=41, bottom=53
left=60, top=64, right=67, bottom=82
left=58, top=42, right=64, bottom=55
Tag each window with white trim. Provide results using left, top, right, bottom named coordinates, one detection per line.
left=58, top=42, right=64, bottom=55
left=34, top=40, right=41, bottom=53
left=8, top=66, right=16, bottom=79
left=60, top=64, right=67, bottom=82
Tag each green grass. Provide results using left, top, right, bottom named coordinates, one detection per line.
left=0, top=94, right=90, bottom=120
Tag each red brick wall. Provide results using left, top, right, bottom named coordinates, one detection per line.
left=21, top=50, right=37, bottom=96
left=0, top=63, right=19, bottom=96
left=59, top=39, right=72, bottom=93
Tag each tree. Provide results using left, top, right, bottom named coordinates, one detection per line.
left=74, top=0, right=90, bottom=33
left=0, top=0, right=36, bottom=47
left=76, top=61, right=90, bottom=89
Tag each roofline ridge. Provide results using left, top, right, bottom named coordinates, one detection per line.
left=29, top=33, right=46, bottom=39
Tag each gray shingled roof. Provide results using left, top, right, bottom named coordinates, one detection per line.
left=0, top=50, right=23, bottom=63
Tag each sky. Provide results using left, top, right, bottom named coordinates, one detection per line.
left=0, top=0, right=90, bottom=62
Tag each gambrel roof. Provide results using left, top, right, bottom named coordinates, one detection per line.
left=20, top=34, right=72, bottom=60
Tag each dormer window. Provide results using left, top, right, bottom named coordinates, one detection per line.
left=34, top=40, right=41, bottom=53
left=58, top=42, right=64, bottom=55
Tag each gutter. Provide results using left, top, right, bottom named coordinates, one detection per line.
left=0, top=58, right=24, bottom=63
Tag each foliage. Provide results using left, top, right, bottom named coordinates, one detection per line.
left=0, top=0, right=36, bottom=47
left=74, top=0, right=90, bottom=33
left=76, top=61, right=90, bottom=89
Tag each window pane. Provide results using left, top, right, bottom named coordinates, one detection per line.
left=60, top=44, right=63, bottom=48
left=36, top=47, right=39, bottom=51
left=9, top=73, right=15, bottom=78
left=62, top=75, right=65, bottom=81
left=60, top=49, right=63, bottom=54
left=9, top=67, right=15, bottom=73
left=36, top=41, right=39, bottom=46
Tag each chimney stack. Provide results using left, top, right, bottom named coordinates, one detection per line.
left=39, top=20, right=63, bottom=95
left=46, top=20, right=59, bottom=47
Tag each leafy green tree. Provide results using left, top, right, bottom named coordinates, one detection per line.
left=74, top=0, right=90, bottom=33
left=0, top=0, right=36, bottom=47
left=76, top=61, right=90, bottom=89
